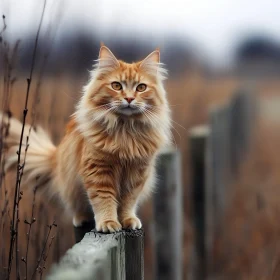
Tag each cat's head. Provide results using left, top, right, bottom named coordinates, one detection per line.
left=78, top=45, right=169, bottom=129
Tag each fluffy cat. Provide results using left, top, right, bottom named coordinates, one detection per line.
left=2, top=45, right=171, bottom=232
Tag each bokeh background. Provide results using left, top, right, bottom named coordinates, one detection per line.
left=1, top=0, right=280, bottom=279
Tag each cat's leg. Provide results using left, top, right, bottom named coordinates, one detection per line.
left=57, top=180, right=94, bottom=227
left=72, top=197, right=94, bottom=227
left=82, top=161, right=121, bottom=233
left=119, top=164, right=155, bottom=229
left=119, top=163, right=157, bottom=229
left=87, top=186, right=121, bottom=232
left=119, top=185, right=143, bottom=229
left=73, top=212, right=93, bottom=227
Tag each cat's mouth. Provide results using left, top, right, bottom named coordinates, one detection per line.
left=116, top=105, right=141, bottom=116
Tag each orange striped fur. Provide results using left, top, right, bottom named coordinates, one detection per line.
left=3, top=45, right=171, bottom=232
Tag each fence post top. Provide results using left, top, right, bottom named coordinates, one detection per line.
left=189, top=125, right=210, bottom=138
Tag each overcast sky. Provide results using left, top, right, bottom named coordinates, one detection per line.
left=1, top=0, right=280, bottom=67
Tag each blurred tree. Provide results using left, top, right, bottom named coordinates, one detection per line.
left=17, top=29, right=195, bottom=76
left=236, top=35, right=280, bottom=63
left=235, top=35, right=280, bottom=76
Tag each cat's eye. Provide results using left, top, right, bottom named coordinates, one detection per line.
left=111, top=82, right=122, bottom=91
left=136, top=83, right=147, bottom=92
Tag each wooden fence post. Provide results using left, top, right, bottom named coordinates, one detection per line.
left=47, top=229, right=144, bottom=280
left=187, top=90, right=257, bottom=279
left=205, top=90, right=257, bottom=275
left=153, top=149, right=183, bottom=280
left=189, top=125, right=209, bottom=280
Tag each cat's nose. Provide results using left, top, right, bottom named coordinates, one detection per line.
left=124, top=97, right=135, bottom=104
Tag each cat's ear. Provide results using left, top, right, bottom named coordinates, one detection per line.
left=140, top=49, right=167, bottom=80
left=98, top=44, right=120, bottom=72
left=140, top=49, right=160, bottom=66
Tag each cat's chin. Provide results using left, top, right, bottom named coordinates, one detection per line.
left=116, top=107, right=141, bottom=116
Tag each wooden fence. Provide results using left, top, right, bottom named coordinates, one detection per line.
left=189, top=90, right=257, bottom=279
left=47, top=149, right=183, bottom=280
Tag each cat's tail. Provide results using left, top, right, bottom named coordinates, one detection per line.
left=1, top=112, right=56, bottom=187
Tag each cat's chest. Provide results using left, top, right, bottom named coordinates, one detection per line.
left=93, top=128, right=161, bottom=160
left=117, top=157, right=152, bottom=187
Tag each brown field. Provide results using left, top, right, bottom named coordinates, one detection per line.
left=1, top=69, right=280, bottom=279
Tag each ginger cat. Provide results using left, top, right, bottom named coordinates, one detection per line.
left=3, top=45, right=171, bottom=232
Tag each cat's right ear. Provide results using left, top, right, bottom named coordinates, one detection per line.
left=98, top=45, right=120, bottom=72
left=139, top=48, right=167, bottom=80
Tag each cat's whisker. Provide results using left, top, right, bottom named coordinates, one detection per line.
left=62, top=90, right=80, bottom=101
left=142, top=109, right=177, bottom=148
left=166, top=102, right=183, bottom=106
left=149, top=103, right=181, bottom=108
left=92, top=105, right=119, bottom=123
left=148, top=107, right=187, bottom=131
left=170, top=120, right=187, bottom=131
left=144, top=109, right=179, bottom=147
left=93, top=101, right=123, bottom=111
left=140, top=109, right=154, bottom=125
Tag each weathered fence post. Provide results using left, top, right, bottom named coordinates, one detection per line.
left=187, top=90, right=257, bottom=279
left=47, top=229, right=144, bottom=280
left=205, top=90, right=257, bottom=276
left=189, top=125, right=209, bottom=280
left=153, top=148, right=183, bottom=280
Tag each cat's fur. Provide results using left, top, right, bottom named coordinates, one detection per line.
left=2, top=45, right=171, bottom=232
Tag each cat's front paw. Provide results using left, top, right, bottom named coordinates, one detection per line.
left=96, top=220, right=122, bottom=233
left=121, top=216, right=142, bottom=230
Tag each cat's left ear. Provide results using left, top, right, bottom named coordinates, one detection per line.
left=98, top=45, right=120, bottom=72
left=140, top=49, right=167, bottom=80
left=140, top=49, right=160, bottom=67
